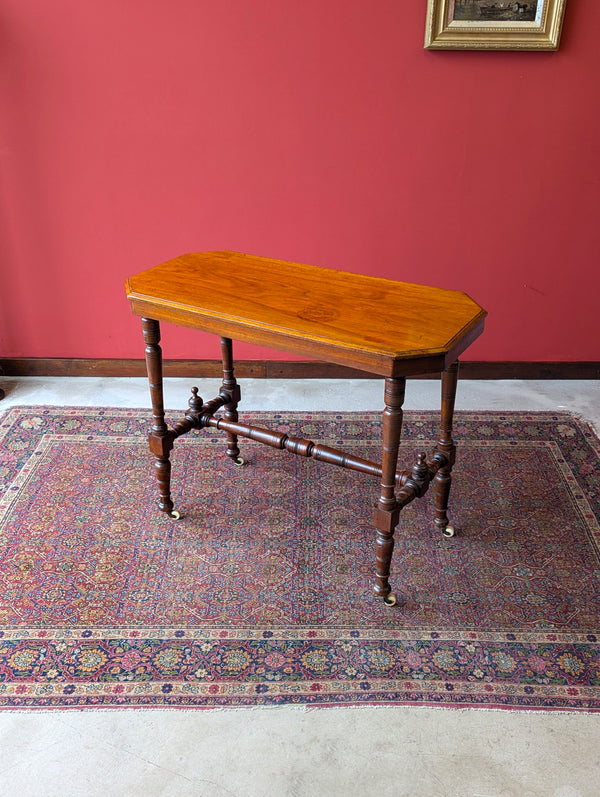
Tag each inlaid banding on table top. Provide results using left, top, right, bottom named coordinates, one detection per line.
left=127, top=251, right=486, bottom=606
left=126, top=251, right=487, bottom=372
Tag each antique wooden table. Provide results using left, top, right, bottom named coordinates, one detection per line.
left=126, top=251, right=486, bottom=606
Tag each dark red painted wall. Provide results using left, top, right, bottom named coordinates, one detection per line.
left=1, top=1, right=598, bottom=362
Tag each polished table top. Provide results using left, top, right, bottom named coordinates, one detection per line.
left=126, top=251, right=486, bottom=377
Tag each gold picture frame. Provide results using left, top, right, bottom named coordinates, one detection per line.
left=424, top=0, right=567, bottom=50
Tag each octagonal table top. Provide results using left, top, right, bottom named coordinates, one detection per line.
left=126, top=251, right=486, bottom=377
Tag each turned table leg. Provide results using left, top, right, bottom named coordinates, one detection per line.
left=433, top=361, right=459, bottom=538
left=372, top=376, right=406, bottom=606
left=141, top=317, right=179, bottom=519
left=219, top=337, right=244, bottom=465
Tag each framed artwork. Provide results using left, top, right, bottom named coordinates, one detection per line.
left=424, top=0, right=567, bottom=50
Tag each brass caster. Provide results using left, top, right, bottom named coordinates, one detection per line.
left=233, top=456, right=245, bottom=466
left=442, top=526, right=455, bottom=538
left=383, top=592, right=397, bottom=607
left=169, top=509, right=182, bottom=520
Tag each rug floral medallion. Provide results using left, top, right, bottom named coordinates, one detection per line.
left=0, top=405, right=599, bottom=711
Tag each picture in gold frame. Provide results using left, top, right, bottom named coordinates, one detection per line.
left=424, top=0, right=567, bottom=50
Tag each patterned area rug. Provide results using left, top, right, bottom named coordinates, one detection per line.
left=0, top=406, right=599, bottom=711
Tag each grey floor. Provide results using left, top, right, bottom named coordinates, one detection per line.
left=0, top=377, right=599, bottom=797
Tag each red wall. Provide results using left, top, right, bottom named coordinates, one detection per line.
left=1, top=0, right=598, bottom=363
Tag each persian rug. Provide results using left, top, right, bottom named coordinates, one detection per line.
left=0, top=405, right=599, bottom=711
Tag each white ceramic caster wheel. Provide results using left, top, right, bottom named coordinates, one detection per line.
left=383, top=592, right=397, bottom=607
left=169, top=509, right=182, bottom=520
left=233, top=456, right=245, bottom=466
left=442, top=525, right=455, bottom=538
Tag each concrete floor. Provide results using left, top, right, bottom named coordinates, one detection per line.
left=0, top=377, right=599, bottom=797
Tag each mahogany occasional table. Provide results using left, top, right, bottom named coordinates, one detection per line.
left=126, top=251, right=486, bottom=607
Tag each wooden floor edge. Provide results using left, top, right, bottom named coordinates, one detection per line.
left=1, top=358, right=599, bottom=380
